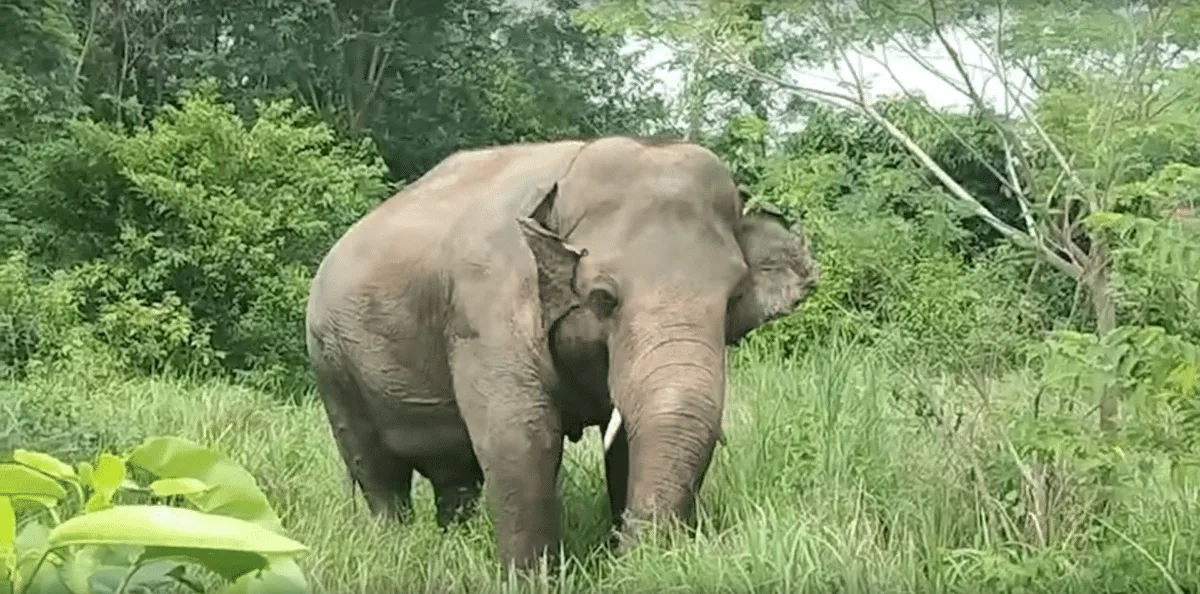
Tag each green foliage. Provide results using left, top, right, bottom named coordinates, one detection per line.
left=63, top=0, right=669, bottom=180
left=725, top=106, right=1051, bottom=371
left=0, top=0, right=83, bottom=257
left=1, top=84, right=389, bottom=391
left=7, top=345, right=1199, bottom=592
left=3, top=0, right=1200, bottom=589
left=0, top=253, right=87, bottom=380
left=1, top=437, right=308, bottom=594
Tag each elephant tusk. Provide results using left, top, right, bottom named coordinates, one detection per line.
left=602, top=408, right=729, bottom=451
left=603, top=408, right=622, bottom=452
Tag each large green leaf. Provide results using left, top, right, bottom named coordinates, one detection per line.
left=127, top=437, right=283, bottom=532
left=14, top=520, right=50, bottom=555
left=46, top=505, right=308, bottom=555
left=0, top=463, right=66, bottom=501
left=12, top=450, right=75, bottom=481
left=139, top=546, right=268, bottom=581
left=84, top=558, right=189, bottom=594
left=218, top=557, right=310, bottom=594
left=1, top=496, right=13, bottom=550
left=14, top=521, right=52, bottom=590
left=1, top=496, right=13, bottom=587
left=149, top=477, right=210, bottom=497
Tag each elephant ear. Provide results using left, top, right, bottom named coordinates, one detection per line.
left=516, top=182, right=586, bottom=335
left=726, top=199, right=820, bottom=344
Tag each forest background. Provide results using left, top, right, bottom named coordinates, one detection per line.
left=2, top=1, right=1199, bottom=592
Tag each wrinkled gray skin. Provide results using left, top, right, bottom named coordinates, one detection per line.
left=305, top=136, right=819, bottom=570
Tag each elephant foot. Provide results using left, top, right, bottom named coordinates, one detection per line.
left=364, top=490, right=414, bottom=524
left=609, top=514, right=693, bottom=555
left=434, top=484, right=483, bottom=528
left=420, top=451, right=485, bottom=528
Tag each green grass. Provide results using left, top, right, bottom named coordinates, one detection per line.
left=5, top=340, right=1199, bottom=593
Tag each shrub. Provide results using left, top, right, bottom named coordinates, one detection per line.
left=741, top=148, right=1050, bottom=371
left=2, top=437, right=310, bottom=594
left=2, top=82, right=391, bottom=392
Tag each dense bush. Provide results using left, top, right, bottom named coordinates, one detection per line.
left=726, top=111, right=1055, bottom=372
left=3, top=0, right=1199, bottom=590
left=1, top=85, right=390, bottom=393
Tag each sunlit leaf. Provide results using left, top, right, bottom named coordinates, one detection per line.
left=218, top=556, right=310, bottom=594
left=128, top=437, right=283, bottom=532
left=0, top=463, right=66, bottom=501
left=149, top=477, right=211, bottom=498
left=86, top=454, right=127, bottom=512
left=47, top=505, right=308, bottom=556
left=1, top=497, right=14, bottom=550
left=1, top=496, right=14, bottom=586
left=13, top=450, right=75, bottom=480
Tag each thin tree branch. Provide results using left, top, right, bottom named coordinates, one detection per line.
left=707, top=40, right=1083, bottom=279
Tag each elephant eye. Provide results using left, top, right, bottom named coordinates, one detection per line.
left=586, top=281, right=619, bottom=317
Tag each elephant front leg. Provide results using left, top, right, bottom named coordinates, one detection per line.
left=451, top=346, right=564, bottom=572
left=603, top=421, right=629, bottom=543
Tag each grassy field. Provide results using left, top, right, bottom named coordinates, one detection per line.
left=5, top=339, right=1198, bottom=593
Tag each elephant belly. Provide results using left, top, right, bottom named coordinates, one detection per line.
left=378, top=407, right=474, bottom=459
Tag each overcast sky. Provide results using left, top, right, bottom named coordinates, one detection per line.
left=504, top=0, right=1034, bottom=130
left=628, top=27, right=1033, bottom=131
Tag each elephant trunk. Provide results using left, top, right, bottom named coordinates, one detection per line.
left=607, top=298, right=727, bottom=538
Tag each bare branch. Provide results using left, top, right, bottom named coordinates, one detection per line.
left=925, top=0, right=986, bottom=112
left=874, top=51, right=1024, bottom=200
left=75, top=0, right=100, bottom=80
left=707, top=40, right=1084, bottom=279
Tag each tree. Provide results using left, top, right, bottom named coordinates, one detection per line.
left=578, top=0, right=1200, bottom=436
left=67, top=0, right=670, bottom=179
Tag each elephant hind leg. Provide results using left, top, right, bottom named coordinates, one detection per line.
left=314, top=364, right=415, bottom=521
left=418, top=451, right=484, bottom=528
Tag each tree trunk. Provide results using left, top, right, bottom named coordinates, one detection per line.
left=1087, top=241, right=1120, bottom=435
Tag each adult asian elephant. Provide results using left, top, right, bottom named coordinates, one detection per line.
left=304, top=136, right=819, bottom=571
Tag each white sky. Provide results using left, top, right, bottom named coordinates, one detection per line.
left=626, top=29, right=1034, bottom=133
left=503, top=0, right=1034, bottom=132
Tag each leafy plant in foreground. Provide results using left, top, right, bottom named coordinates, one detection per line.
left=1, top=436, right=309, bottom=594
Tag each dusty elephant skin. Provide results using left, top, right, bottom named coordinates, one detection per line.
left=304, top=136, right=819, bottom=571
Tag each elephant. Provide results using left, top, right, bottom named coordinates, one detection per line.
left=304, top=135, right=819, bottom=571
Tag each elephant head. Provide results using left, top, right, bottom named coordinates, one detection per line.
left=517, top=137, right=818, bottom=545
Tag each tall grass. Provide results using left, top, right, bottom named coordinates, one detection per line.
left=4, top=338, right=1198, bottom=593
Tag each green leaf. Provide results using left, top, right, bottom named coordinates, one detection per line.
left=77, top=461, right=94, bottom=487
left=149, top=478, right=211, bottom=498
left=14, top=521, right=50, bottom=555
left=1, top=496, right=13, bottom=550
left=0, top=463, right=67, bottom=501
left=127, top=437, right=283, bottom=532
left=84, top=492, right=112, bottom=514
left=87, top=558, right=185, bottom=594
left=140, top=546, right=268, bottom=581
left=1, top=496, right=14, bottom=584
left=47, top=505, right=308, bottom=555
left=13, top=495, right=60, bottom=511
left=1085, top=211, right=1125, bottom=229
left=13, top=450, right=76, bottom=481
left=21, top=565, right=72, bottom=594
left=86, top=454, right=127, bottom=512
left=92, top=454, right=126, bottom=494
left=167, top=564, right=207, bottom=593
left=14, top=522, right=57, bottom=593
left=218, top=557, right=310, bottom=594
left=62, top=544, right=105, bottom=594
